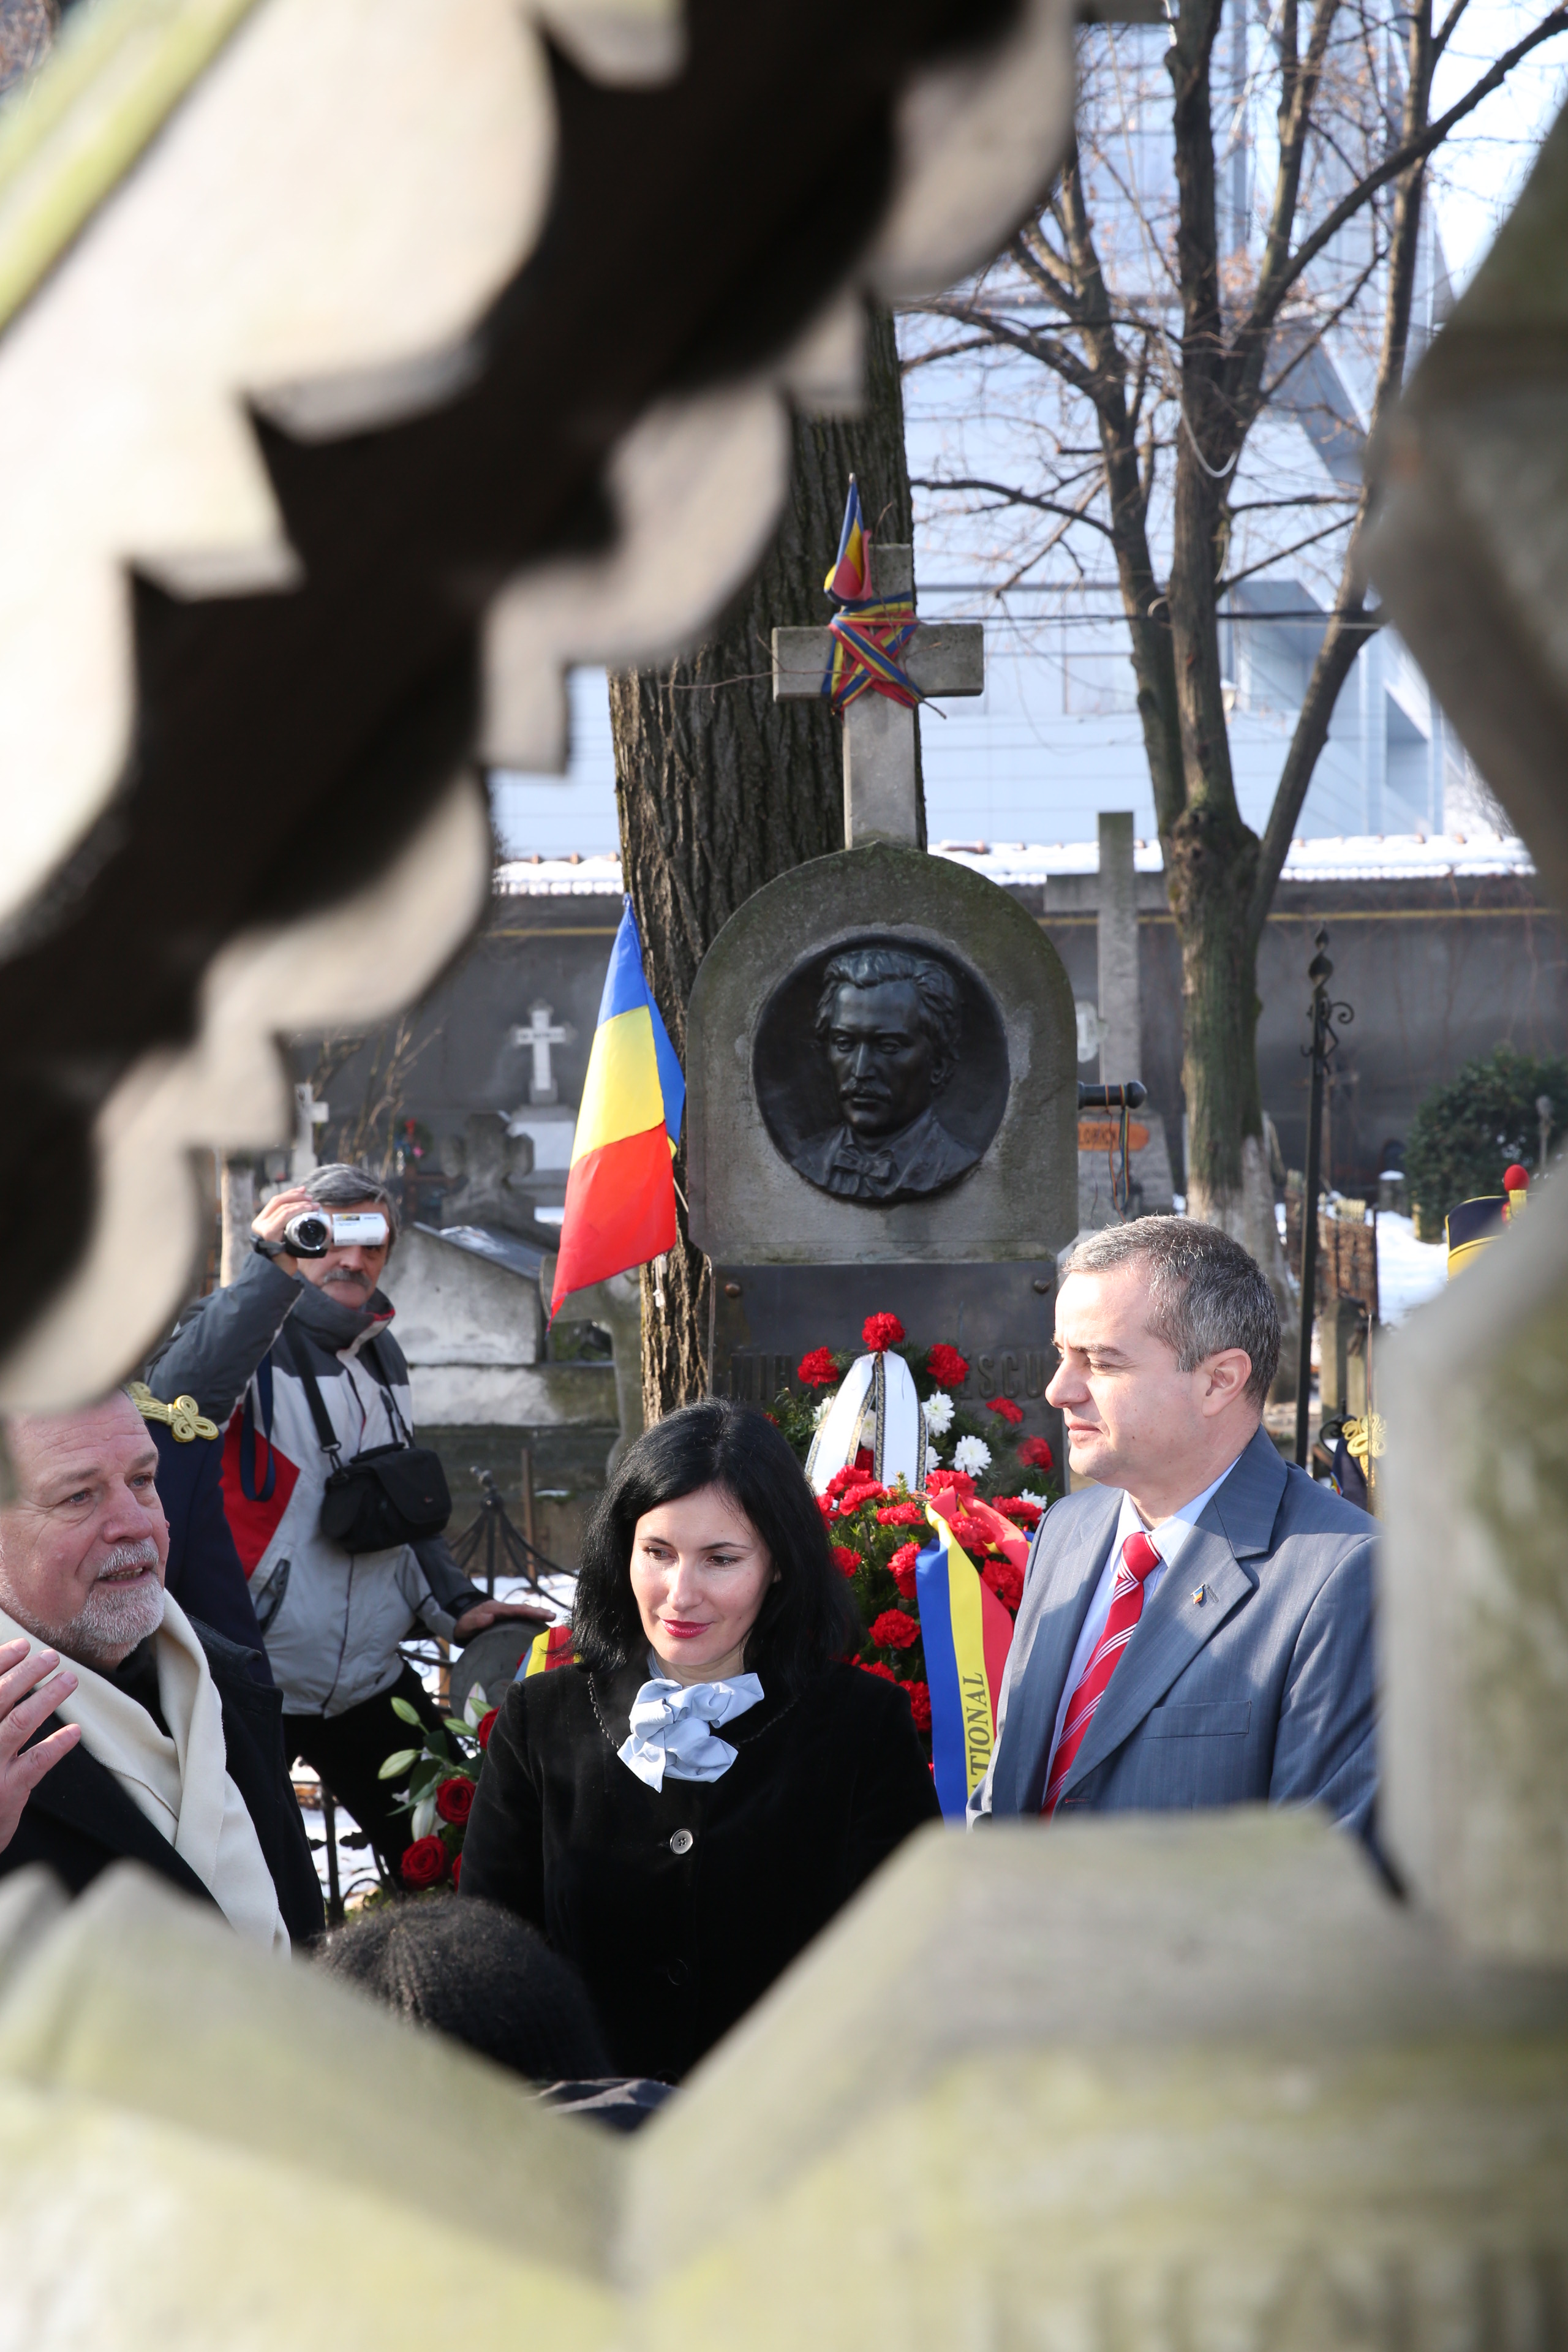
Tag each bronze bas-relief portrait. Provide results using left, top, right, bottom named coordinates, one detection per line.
left=753, top=935, right=1009, bottom=1206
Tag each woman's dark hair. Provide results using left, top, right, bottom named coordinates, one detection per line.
left=314, top=1895, right=610, bottom=2083
left=573, top=1400, right=858, bottom=1694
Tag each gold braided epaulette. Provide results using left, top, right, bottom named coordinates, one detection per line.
left=129, top=1380, right=219, bottom=1443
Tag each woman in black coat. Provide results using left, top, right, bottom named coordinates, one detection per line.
left=460, top=1401, right=940, bottom=2081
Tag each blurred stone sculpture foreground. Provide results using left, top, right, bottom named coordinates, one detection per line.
left=0, top=1811, right=1564, bottom=2350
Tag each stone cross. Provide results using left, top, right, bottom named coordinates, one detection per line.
left=771, top=545, right=984, bottom=845
left=1096, top=811, right=1142, bottom=1084
left=509, top=1001, right=573, bottom=1104
left=290, top=1081, right=329, bottom=1181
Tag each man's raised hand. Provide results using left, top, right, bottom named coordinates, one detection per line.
left=0, top=1637, right=81, bottom=1852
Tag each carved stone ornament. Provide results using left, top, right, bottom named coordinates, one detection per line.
left=754, top=935, right=1008, bottom=1204
left=0, top=0, right=1087, bottom=1405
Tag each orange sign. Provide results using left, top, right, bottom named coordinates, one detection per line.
left=1079, top=1120, right=1150, bottom=1152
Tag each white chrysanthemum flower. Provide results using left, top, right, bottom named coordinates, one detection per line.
left=953, top=1434, right=992, bottom=1475
left=922, top=1392, right=954, bottom=1436
left=813, top=1393, right=835, bottom=1425
left=1017, top=1489, right=1050, bottom=1509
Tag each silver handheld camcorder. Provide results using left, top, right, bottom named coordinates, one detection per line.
left=282, top=1209, right=390, bottom=1259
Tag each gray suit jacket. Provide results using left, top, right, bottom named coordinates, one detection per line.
left=972, top=1424, right=1377, bottom=1836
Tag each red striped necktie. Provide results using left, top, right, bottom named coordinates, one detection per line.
left=1042, top=1528, right=1162, bottom=1815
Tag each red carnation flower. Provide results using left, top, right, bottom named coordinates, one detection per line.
left=986, top=1395, right=1025, bottom=1427
left=925, top=1343, right=969, bottom=1390
left=982, top=1559, right=1025, bottom=1613
left=870, top=1607, right=921, bottom=1651
left=862, top=1312, right=905, bottom=1352
left=798, top=1347, right=840, bottom=1388
left=888, top=1542, right=920, bottom=1597
left=906, top=1681, right=932, bottom=1732
left=476, top=1706, right=499, bottom=1749
left=876, top=1501, right=924, bottom=1527
left=926, top=1466, right=976, bottom=1503
left=831, top=1544, right=861, bottom=1579
left=992, top=1497, right=1042, bottom=1530
left=858, top=1657, right=897, bottom=1682
left=949, top=1513, right=995, bottom=1553
left=1018, top=1436, right=1055, bottom=1471
left=451, top=1852, right=463, bottom=1890
left=825, top=1466, right=862, bottom=1499
left=837, top=1480, right=888, bottom=1513
left=401, top=1834, right=448, bottom=1890
left=435, top=1776, right=475, bottom=1826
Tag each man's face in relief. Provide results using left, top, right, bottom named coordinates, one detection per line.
left=823, top=980, right=944, bottom=1141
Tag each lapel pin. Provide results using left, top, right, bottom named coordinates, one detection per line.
left=1191, top=1585, right=1207, bottom=1606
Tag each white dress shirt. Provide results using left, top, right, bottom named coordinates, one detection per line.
left=1044, top=1458, right=1242, bottom=1780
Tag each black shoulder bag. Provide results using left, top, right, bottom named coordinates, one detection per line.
left=290, top=1336, right=452, bottom=1555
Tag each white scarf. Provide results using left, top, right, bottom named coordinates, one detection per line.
left=617, top=1672, right=764, bottom=1790
left=0, top=1589, right=289, bottom=1954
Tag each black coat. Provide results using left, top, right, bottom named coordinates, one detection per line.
left=461, top=1658, right=940, bottom=2080
left=149, top=1419, right=271, bottom=1681
left=4, top=1616, right=324, bottom=1947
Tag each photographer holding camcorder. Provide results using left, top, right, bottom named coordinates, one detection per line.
left=147, top=1162, right=546, bottom=1882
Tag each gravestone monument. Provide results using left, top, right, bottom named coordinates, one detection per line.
left=1078, top=811, right=1175, bottom=1226
left=686, top=545, right=1077, bottom=1417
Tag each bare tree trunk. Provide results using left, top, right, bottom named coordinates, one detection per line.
left=611, top=307, right=916, bottom=1419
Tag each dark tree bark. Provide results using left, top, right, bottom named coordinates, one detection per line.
left=609, top=306, right=916, bottom=1419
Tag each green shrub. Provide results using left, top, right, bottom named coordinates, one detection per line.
left=1406, top=1044, right=1568, bottom=1240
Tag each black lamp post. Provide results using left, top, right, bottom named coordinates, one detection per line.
left=1295, top=930, right=1355, bottom=1469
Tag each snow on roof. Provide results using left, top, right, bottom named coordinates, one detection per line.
left=933, top=832, right=1535, bottom=884
left=494, top=834, right=1534, bottom=895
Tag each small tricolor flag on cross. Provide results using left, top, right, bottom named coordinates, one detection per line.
left=549, top=899, right=684, bottom=1319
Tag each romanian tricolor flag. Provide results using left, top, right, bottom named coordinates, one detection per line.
left=824, top=475, right=872, bottom=601
left=522, top=1623, right=576, bottom=1678
left=550, top=900, right=684, bottom=1318
left=914, top=1502, right=1016, bottom=1820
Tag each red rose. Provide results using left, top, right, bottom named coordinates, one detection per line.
left=435, top=1776, right=475, bottom=1826
left=862, top=1313, right=906, bottom=1352
left=888, top=1542, right=920, bottom=1597
left=451, top=1853, right=463, bottom=1890
left=876, top=1500, right=924, bottom=1527
left=831, top=1544, right=861, bottom=1578
left=982, top=1559, right=1025, bottom=1612
left=401, top=1835, right=448, bottom=1890
left=858, top=1657, right=896, bottom=1682
left=870, top=1607, right=921, bottom=1651
left=992, top=1497, right=1042, bottom=1530
left=798, top=1347, right=841, bottom=1388
left=986, top=1395, right=1025, bottom=1427
left=906, top=1681, right=932, bottom=1732
left=1018, top=1436, right=1055, bottom=1471
left=476, top=1706, right=499, bottom=1749
left=926, top=1466, right=976, bottom=1504
left=925, top=1343, right=969, bottom=1390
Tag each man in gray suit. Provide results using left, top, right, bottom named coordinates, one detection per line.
left=973, top=1218, right=1376, bottom=1836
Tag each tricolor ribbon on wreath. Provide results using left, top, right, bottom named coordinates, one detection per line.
left=820, top=477, right=921, bottom=714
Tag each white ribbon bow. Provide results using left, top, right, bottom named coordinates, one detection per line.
left=617, top=1673, right=764, bottom=1791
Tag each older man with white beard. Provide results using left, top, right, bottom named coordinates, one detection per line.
left=0, top=1390, right=322, bottom=1947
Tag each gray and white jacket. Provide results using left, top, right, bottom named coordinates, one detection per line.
left=148, top=1251, right=485, bottom=1717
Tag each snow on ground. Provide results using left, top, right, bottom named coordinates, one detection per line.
left=1377, top=1212, right=1449, bottom=1326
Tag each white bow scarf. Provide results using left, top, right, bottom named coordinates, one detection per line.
left=0, top=1589, right=290, bottom=1954
left=617, top=1673, right=764, bottom=1791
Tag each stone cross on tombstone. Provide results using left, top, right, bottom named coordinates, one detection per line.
left=771, top=545, right=984, bottom=843
left=290, top=1080, right=329, bottom=1182
left=509, top=1001, right=572, bottom=1104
